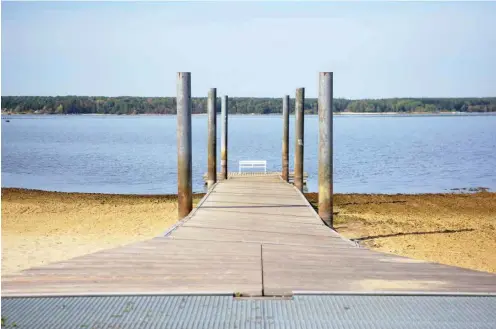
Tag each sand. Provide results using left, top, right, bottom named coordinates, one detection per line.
left=306, top=192, right=496, bottom=273
left=2, top=189, right=495, bottom=275
left=1, top=188, right=204, bottom=275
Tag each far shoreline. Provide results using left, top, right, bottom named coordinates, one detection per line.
left=3, top=112, right=496, bottom=117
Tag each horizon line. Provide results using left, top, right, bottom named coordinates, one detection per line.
left=2, top=95, right=496, bottom=100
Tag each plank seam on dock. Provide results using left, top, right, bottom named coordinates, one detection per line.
left=163, top=237, right=364, bottom=249
left=177, top=225, right=342, bottom=238
left=165, top=236, right=351, bottom=248
left=260, top=244, right=265, bottom=297
left=199, top=205, right=308, bottom=209
left=185, top=218, right=326, bottom=226
left=293, top=291, right=496, bottom=296
left=201, top=201, right=308, bottom=206
left=190, top=210, right=327, bottom=219
left=1, top=291, right=237, bottom=298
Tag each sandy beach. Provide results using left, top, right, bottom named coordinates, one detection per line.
left=2, top=188, right=495, bottom=275
left=306, top=192, right=496, bottom=273
left=1, top=188, right=205, bottom=275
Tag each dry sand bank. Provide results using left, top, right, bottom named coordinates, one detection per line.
left=1, top=188, right=204, bottom=275
left=306, top=192, right=496, bottom=273
left=2, top=188, right=495, bottom=275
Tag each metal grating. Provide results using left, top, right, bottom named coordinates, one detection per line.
left=264, top=295, right=496, bottom=329
left=1, top=295, right=495, bottom=329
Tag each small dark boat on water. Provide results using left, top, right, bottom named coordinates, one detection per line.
left=5, top=120, right=10, bottom=122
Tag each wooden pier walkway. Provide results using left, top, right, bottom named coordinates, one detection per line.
left=202, top=171, right=308, bottom=185
left=2, top=175, right=496, bottom=297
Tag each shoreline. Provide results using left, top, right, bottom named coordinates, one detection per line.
left=3, top=112, right=496, bottom=117
left=2, top=188, right=495, bottom=275
left=0, top=186, right=491, bottom=196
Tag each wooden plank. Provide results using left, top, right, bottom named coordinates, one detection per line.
left=191, top=207, right=324, bottom=222
left=202, top=172, right=309, bottom=183
left=2, top=238, right=262, bottom=297
left=168, top=226, right=353, bottom=247
left=182, top=219, right=336, bottom=236
left=262, top=244, right=496, bottom=295
left=188, top=213, right=325, bottom=227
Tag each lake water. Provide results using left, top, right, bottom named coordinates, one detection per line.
left=2, top=114, right=495, bottom=194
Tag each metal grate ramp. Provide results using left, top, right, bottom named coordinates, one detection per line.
left=2, top=295, right=496, bottom=329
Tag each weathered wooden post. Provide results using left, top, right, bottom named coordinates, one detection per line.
left=221, top=95, right=228, bottom=180
left=207, top=88, right=217, bottom=188
left=176, top=72, right=192, bottom=219
left=294, top=88, right=305, bottom=191
left=282, top=95, right=290, bottom=182
left=318, top=72, right=333, bottom=227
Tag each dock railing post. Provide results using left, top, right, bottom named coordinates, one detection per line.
left=318, top=72, right=333, bottom=227
left=294, top=88, right=305, bottom=191
left=282, top=95, right=290, bottom=182
left=221, top=95, right=228, bottom=180
left=176, top=72, right=192, bottom=219
left=207, top=88, right=217, bottom=188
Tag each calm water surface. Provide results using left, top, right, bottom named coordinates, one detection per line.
left=2, top=114, right=495, bottom=194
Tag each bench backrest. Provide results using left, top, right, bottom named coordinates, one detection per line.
left=239, top=160, right=267, bottom=173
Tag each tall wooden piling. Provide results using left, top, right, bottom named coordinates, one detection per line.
left=282, top=95, right=290, bottom=182
left=176, top=72, right=192, bottom=219
left=221, top=95, right=228, bottom=180
left=207, top=88, right=217, bottom=188
left=294, top=88, right=305, bottom=191
left=318, top=72, right=333, bottom=227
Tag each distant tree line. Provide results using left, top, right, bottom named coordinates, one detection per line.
left=2, top=96, right=495, bottom=115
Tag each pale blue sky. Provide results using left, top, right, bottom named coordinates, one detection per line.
left=2, top=1, right=496, bottom=98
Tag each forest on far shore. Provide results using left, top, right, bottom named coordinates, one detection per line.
left=2, top=96, right=495, bottom=115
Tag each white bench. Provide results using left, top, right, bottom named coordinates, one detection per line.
left=239, top=160, right=267, bottom=173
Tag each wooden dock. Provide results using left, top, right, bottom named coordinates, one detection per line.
left=2, top=175, right=496, bottom=297
left=202, top=171, right=308, bottom=185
